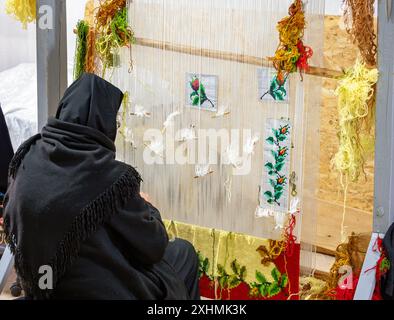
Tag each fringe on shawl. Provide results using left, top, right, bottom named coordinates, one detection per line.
left=8, top=134, right=41, bottom=180
left=4, top=159, right=142, bottom=299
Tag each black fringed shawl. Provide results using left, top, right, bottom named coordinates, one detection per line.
left=3, top=73, right=142, bottom=299
left=0, top=105, right=13, bottom=196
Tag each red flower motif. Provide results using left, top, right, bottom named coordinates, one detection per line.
left=191, top=78, right=200, bottom=92
left=280, top=127, right=288, bottom=135
left=279, top=147, right=287, bottom=156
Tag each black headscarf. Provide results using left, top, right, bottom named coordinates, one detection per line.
left=0, top=105, right=13, bottom=196
left=3, top=73, right=142, bottom=299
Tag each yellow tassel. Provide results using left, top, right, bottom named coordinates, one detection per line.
left=332, top=60, right=378, bottom=183
left=5, top=0, right=36, bottom=29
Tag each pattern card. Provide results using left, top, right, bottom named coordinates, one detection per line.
left=186, top=73, right=218, bottom=112
left=259, top=119, right=292, bottom=213
left=258, top=67, right=290, bottom=103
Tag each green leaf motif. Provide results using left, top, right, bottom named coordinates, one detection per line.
left=274, top=191, right=283, bottom=200
left=280, top=274, right=289, bottom=288
left=268, top=283, right=281, bottom=297
left=259, top=285, right=268, bottom=297
left=190, top=91, right=198, bottom=98
left=275, top=185, right=284, bottom=192
left=228, top=275, right=241, bottom=289
left=192, top=96, right=200, bottom=106
left=240, top=266, right=247, bottom=280
left=200, top=96, right=208, bottom=105
left=263, top=191, right=273, bottom=200
left=275, top=162, right=285, bottom=171
left=269, top=179, right=276, bottom=188
left=271, top=268, right=281, bottom=282
left=266, top=137, right=275, bottom=145
left=265, top=162, right=274, bottom=170
left=217, top=264, right=226, bottom=276
left=203, top=258, right=209, bottom=273
left=278, top=134, right=287, bottom=141
left=200, top=83, right=206, bottom=95
left=271, top=150, right=277, bottom=159
left=231, top=260, right=241, bottom=274
left=277, top=156, right=285, bottom=163
left=256, top=271, right=267, bottom=284
left=219, top=276, right=228, bottom=289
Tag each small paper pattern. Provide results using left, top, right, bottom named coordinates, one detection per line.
left=186, top=73, right=218, bottom=112
left=259, top=119, right=292, bottom=213
left=258, top=67, right=289, bottom=103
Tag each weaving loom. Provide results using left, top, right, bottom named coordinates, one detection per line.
left=98, top=0, right=327, bottom=300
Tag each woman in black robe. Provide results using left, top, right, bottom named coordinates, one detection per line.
left=0, top=105, right=14, bottom=219
left=3, top=73, right=200, bottom=300
left=0, top=105, right=14, bottom=197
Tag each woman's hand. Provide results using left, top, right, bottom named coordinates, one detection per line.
left=140, top=192, right=151, bottom=204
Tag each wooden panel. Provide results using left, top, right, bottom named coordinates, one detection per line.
left=315, top=15, right=376, bottom=250
left=315, top=198, right=372, bottom=251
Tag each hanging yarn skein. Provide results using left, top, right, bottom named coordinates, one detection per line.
left=5, top=0, right=36, bottom=29
left=269, top=0, right=313, bottom=81
left=85, top=27, right=97, bottom=74
left=332, top=60, right=378, bottom=241
left=332, top=60, right=378, bottom=184
left=343, top=0, right=377, bottom=66
left=73, top=20, right=90, bottom=80
left=95, top=0, right=135, bottom=77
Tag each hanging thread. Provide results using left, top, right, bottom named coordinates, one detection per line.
left=343, top=0, right=377, bottom=66
left=95, top=0, right=135, bottom=77
left=269, top=0, right=313, bottom=81
left=73, top=20, right=90, bottom=80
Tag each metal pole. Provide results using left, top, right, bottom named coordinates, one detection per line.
left=36, top=0, right=68, bottom=131
left=374, top=0, right=394, bottom=233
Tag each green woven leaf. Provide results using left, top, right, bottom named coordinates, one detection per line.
left=266, top=137, right=275, bottom=145
left=271, top=268, right=281, bottom=282
left=274, top=191, right=283, bottom=200
left=275, top=162, right=285, bottom=171
left=277, top=155, right=285, bottom=163
left=239, top=266, right=247, bottom=280
left=271, top=150, right=277, bottom=158
left=268, top=283, right=281, bottom=297
left=231, top=260, right=241, bottom=274
left=228, top=275, right=241, bottom=289
left=256, top=271, right=267, bottom=284
left=192, top=96, right=200, bottom=106
left=259, top=285, right=268, bottom=297
left=280, top=274, right=289, bottom=288
left=265, top=162, right=274, bottom=170
left=263, top=191, right=273, bottom=200
left=275, top=185, right=284, bottom=192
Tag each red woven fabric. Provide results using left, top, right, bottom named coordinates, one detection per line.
left=199, top=244, right=301, bottom=300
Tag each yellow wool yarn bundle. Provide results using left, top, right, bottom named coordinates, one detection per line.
left=5, top=0, right=36, bottom=29
left=332, top=60, right=378, bottom=183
